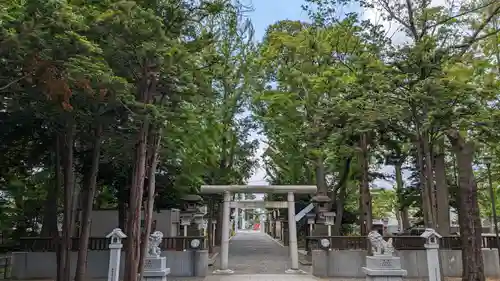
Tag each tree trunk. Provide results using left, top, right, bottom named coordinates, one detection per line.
left=42, top=135, right=61, bottom=237
left=124, top=118, right=149, bottom=281
left=315, top=156, right=328, bottom=195
left=54, top=135, right=64, bottom=281
left=124, top=66, right=157, bottom=281
left=394, top=162, right=410, bottom=231
left=71, top=182, right=82, bottom=237
left=61, top=123, right=76, bottom=281
left=215, top=203, right=223, bottom=245
left=118, top=186, right=128, bottom=230
left=395, top=210, right=402, bottom=232
left=332, top=158, right=351, bottom=235
left=422, top=132, right=437, bottom=226
left=434, top=139, right=450, bottom=235
left=446, top=129, right=485, bottom=281
left=416, top=133, right=433, bottom=227
left=359, top=133, right=372, bottom=235
left=332, top=184, right=346, bottom=235
left=138, top=129, right=162, bottom=278
left=74, top=125, right=103, bottom=281
left=401, top=208, right=411, bottom=231
left=207, top=198, right=214, bottom=253
left=41, top=187, right=57, bottom=235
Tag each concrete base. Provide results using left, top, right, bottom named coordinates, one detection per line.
left=213, top=269, right=234, bottom=274
left=143, top=269, right=170, bottom=281
left=364, top=276, right=404, bottom=281
left=285, top=268, right=306, bottom=274
left=362, top=267, right=407, bottom=276
left=143, top=256, right=170, bottom=281
left=362, top=255, right=407, bottom=281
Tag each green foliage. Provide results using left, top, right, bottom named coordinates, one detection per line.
left=0, top=0, right=259, bottom=239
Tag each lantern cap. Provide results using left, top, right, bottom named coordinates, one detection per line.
left=106, top=228, right=127, bottom=239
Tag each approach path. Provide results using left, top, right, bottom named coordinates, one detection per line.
left=211, top=230, right=311, bottom=275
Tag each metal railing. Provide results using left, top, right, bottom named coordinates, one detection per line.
left=16, top=236, right=206, bottom=252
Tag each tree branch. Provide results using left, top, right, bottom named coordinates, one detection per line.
left=452, top=4, right=500, bottom=57
left=376, top=0, right=415, bottom=35
left=0, top=75, right=28, bottom=92
left=405, top=0, right=419, bottom=40
left=429, top=1, right=499, bottom=29
left=452, top=29, right=500, bottom=52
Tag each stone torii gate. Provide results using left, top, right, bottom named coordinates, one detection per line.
left=200, top=185, right=317, bottom=274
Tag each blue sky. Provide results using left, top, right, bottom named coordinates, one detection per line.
left=248, top=0, right=310, bottom=40
left=244, top=0, right=403, bottom=189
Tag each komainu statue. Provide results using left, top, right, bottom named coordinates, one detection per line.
left=367, top=230, right=394, bottom=256
left=148, top=231, right=164, bottom=258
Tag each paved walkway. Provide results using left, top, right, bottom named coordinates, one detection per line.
left=204, top=274, right=325, bottom=281
left=213, top=230, right=310, bottom=275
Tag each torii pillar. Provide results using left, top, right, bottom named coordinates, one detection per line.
left=200, top=185, right=317, bottom=274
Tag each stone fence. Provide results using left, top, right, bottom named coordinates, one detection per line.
left=312, top=249, right=500, bottom=278
left=10, top=236, right=208, bottom=279
left=12, top=250, right=208, bottom=279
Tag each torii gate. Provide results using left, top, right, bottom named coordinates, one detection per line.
left=200, top=185, right=317, bottom=274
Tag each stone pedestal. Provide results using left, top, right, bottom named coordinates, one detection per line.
left=362, top=256, right=407, bottom=281
left=143, top=257, right=170, bottom=281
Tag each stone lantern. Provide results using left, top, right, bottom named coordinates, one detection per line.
left=181, top=194, right=203, bottom=213
left=193, top=213, right=205, bottom=229
left=106, top=228, right=127, bottom=281
left=311, top=195, right=331, bottom=214
left=107, top=228, right=127, bottom=245
left=180, top=213, right=193, bottom=226
left=420, top=228, right=442, bottom=281
left=310, top=194, right=332, bottom=236
left=420, top=228, right=442, bottom=247
left=181, top=194, right=205, bottom=236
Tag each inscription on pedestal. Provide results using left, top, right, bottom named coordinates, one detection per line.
left=143, top=257, right=166, bottom=271
left=380, top=259, right=392, bottom=267
left=365, top=256, right=402, bottom=270
left=110, top=268, right=116, bottom=280
left=363, top=256, right=407, bottom=281
left=145, top=259, right=153, bottom=269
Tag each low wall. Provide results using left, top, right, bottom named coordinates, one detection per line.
left=11, top=250, right=208, bottom=279
left=312, top=249, right=500, bottom=278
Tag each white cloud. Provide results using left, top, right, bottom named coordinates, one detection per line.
left=373, top=165, right=414, bottom=189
